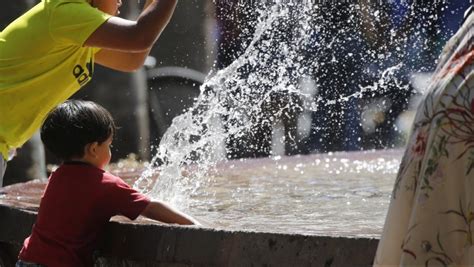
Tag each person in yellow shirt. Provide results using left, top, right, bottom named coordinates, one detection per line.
left=0, top=0, right=179, bottom=186
left=374, top=6, right=474, bottom=266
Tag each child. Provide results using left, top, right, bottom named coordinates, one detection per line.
left=0, top=0, right=179, bottom=186
left=17, top=100, right=199, bottom=267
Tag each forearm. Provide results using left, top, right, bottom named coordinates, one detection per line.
left=134, top=0, right=178, bottom=49
left=84, top=0, right=178, bottom=52
left=143, top=0, right=154, bottom=9
left=141, top=200, right=199, bottom=225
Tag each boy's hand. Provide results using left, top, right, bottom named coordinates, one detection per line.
left=141, top=200, right=199, bottom=225
left=191, top=218, right=202, bottom=226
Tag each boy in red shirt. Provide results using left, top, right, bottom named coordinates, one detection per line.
left=17, top=100, right=199, bottom=267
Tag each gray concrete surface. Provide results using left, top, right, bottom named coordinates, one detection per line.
left=0, top=204, right=378, bottom=266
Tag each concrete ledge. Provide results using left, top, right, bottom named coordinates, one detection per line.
left=0, top=205, right=37, bottom=245
left=0, top=204, right=377, bottom=266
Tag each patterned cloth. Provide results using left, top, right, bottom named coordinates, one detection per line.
left=374, top=11, right=474, bottom=266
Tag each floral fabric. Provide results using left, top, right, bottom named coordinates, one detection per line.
left=374, top=12, right=474, bottom=266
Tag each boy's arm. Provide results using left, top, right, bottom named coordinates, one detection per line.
left=94, top=49, right=150, bottom=72
left=86, top=0, right=177, bottom=71
left=141, top=200, right=200, bottom=225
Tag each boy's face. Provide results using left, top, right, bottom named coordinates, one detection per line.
left=90, top=134, right=113, bottom=169
left=90, top=0, right=122, bottom=16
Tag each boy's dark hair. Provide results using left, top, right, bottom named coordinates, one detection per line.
left=41, top=100, right=116, bottom=161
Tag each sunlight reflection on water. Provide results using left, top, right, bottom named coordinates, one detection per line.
left=186, top=149, right=402, bottom=237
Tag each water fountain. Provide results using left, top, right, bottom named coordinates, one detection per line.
left=0, top=149, right=401, bottom=266
left=0, top=1, right=463, bottom=266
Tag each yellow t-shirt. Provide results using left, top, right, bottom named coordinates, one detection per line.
left=0, top=0, right=111, bottom=159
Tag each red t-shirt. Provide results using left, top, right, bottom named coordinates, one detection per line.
left=18, top=162, right=150, bottom=267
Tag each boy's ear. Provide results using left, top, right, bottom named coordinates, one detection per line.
left=84, top=142, right=99, bottom=158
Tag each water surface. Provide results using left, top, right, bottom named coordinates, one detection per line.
left=182, top=149, right=402, bottom=238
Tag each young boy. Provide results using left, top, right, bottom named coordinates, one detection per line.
left=0, top=0, right=179, bottom=186
left=17, top=100, right=199, bottom=267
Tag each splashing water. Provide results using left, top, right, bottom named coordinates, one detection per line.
left=134, top=1, right=460, bottom=210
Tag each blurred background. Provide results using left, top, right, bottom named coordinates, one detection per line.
left=1, top=0, right=471, bottom=185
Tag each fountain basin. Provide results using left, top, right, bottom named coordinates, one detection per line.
left=0, top=149, right=403, bottom=266
left=0, top=204, right=377, bottom=266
